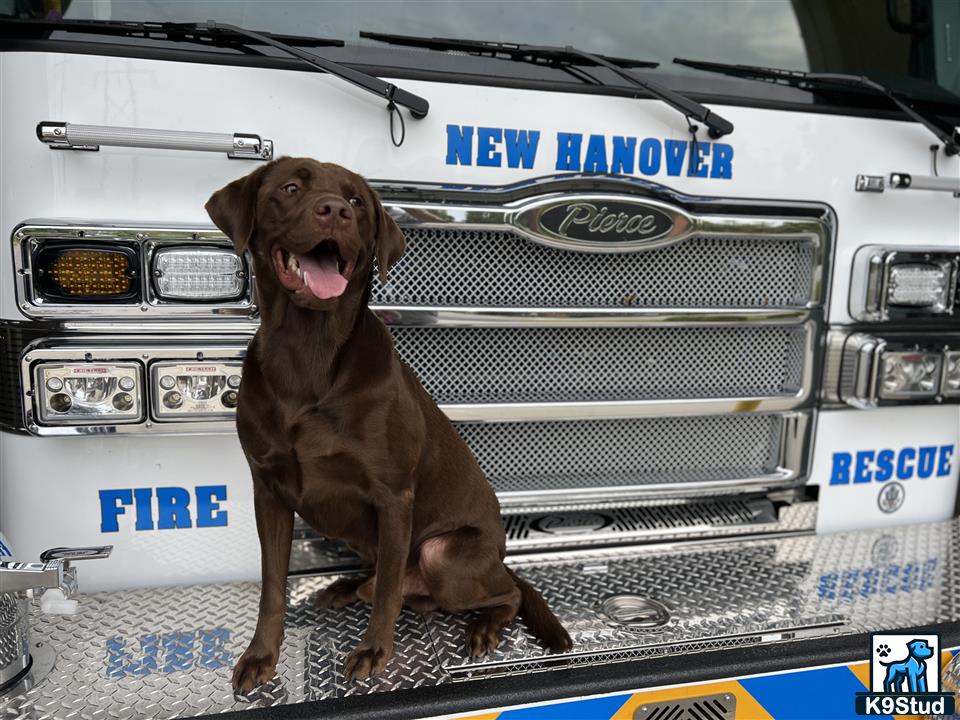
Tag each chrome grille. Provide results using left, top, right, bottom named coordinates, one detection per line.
left=374, top=227, right=815, bottom=309
left=454, top=415, right=785, bottom=497
left=391, top=325, right=806, bottom=404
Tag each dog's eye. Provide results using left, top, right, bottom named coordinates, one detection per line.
left=349, top=196, right=364, bottom=207
left=281, top=183, right=300, bottom=194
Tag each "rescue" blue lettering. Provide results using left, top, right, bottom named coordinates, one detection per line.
left=829, top=445, right=955, bottom=485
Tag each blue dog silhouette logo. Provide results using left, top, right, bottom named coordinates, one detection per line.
left=858, top=633, right=954, bottom=716
left=880, top=639, right=934, bottom=693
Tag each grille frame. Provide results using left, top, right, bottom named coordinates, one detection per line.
left=455, top=412, right=812, bottom=509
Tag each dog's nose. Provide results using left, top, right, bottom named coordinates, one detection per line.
left=315, top=199, right=353, bottom=224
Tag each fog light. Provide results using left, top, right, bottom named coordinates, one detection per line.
left=878, top=351, right=942, bottom=399
left=35, top=363, right=143, bottom=424
left=944, top=351, right=960, bottom=397
left=152, top=247, right=245, bottom=301
left=887, top=262, right=951, bottom=310
left=34, top=243, right=139, bottom=301
left=150, top=362, right=242, bottom=419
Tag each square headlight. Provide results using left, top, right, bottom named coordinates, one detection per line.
left=150, top=361, right=242, bottom=420
left=34, top=363, right=143, bottom=424
left=878, top=351, right=942, bottom=399
left=151, top=246, right=246, bottom=301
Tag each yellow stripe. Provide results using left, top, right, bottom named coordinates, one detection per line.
left=848, top=660, right=871, bottom=689
left=453, top=714, right=500, bottom=720
left=610, top=680, right=772, bottom=720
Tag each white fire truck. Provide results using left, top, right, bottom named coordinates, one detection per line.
left=1, top=1, right=959, bottom=719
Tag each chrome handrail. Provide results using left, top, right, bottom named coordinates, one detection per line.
left=36, top=122, right=273, bottom=160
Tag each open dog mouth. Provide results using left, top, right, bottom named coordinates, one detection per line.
left=272, top=240, right=353, bottom=300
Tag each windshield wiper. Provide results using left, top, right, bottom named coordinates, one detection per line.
left=0, top=17, right=344, bottom=49
left=361, top=31, right=733, bottom=139
left=674, top=58, right=959, bottom=155
left=169, top=22, right=429, bottom=119
left=1, top=18, right=429, bottom=122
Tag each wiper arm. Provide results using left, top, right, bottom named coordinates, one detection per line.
left=361, top=31, right=733, bottom=139
left=169, top=22, right=429, bottom=119
left=674, top=58, right=959, bottom=156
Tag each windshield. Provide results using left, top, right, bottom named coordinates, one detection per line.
left=9, top=0, right=960, bottom=101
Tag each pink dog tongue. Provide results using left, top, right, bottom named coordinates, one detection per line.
left=299, top=251, right=348, bottom=299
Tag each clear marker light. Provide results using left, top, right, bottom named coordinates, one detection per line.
left=886, top=262, right=951, bottom=311
left=878, top=351, right=942, bottom=399
left=152, top=247, right=245, bottom=300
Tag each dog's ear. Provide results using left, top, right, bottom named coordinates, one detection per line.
left=372, top=191, right=405, bottom=284
left=205, top=163, right=271, bottom=255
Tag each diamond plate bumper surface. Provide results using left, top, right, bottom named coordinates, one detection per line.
left=2, top=518, right=958, bottom=719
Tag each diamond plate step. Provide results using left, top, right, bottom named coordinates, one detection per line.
left=2, top=518, right=956, bottom=719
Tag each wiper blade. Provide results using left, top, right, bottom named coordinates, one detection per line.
left=674, top=58, right=959, bottom=155
left=0, top=17, right=344, bottom=48
left=170, top=22, right=429, bottom=119
left=360, top=30, right=658, bottom=70
left=0, top=18, right=429, bottom=121
left=361, top=31, right=733, bottom=139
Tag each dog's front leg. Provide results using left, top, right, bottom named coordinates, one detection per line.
left=233, top=481, right=294, bottom=692
left=344, top=491, right=413, bottom=680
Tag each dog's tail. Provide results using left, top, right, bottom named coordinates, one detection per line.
left=507, top=567, right=573, bottom=653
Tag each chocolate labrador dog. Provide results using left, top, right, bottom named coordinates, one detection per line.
left=206, top=158, right=571, bottom=690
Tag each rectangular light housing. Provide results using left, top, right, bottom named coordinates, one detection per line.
left=34, top=243, right=139, bottom=302
left=34, top=363, right=143, bottom=424
left=877, top=351, right=942, bottom=399
left=851, top=246, right=958, bottom=321
left=944, top=351, right=960, bottom=397
left=150, top=362, right=242, bottom=419
left=886, top=261, right=952, bottom=310
left=152, top=247, right=245, bottom=301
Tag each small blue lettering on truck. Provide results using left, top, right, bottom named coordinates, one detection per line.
left=445, top=124, right=734, bottom=179
left=829, top=445, right=955, bottom=485
left=106, top=627, right=231, bottom=678
left=817, top=559, right=938, bottom=601
left=99, top=485, right=228, bottom=532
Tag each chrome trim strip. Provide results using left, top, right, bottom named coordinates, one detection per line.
left=372, top=307, right=813, bottom=327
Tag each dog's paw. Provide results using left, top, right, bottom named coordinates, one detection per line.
left=466, top=616, right=506, bottom=657
left=232, top=648, right=278, bottom=693
left=877, top=643, right=891, bottom=658
left=344, top=639, right=392, bottom=681
left=315, top=578, right=362, bottom=609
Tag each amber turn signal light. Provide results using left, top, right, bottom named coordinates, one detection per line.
left=34, top=243, right=140, bottom=302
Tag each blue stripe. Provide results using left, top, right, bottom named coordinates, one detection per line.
left=497, top=694, right=630, bottom=720
left=741, top=666, right=891, bottom=720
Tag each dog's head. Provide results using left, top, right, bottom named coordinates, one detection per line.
left=205, top=157, right=404, bottom=311
left=906, top=639, right=934, bottom=659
